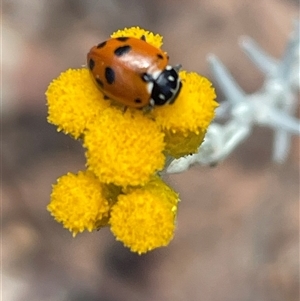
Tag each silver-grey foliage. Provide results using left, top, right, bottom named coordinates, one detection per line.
left=167, top=20, right=299, bottom=174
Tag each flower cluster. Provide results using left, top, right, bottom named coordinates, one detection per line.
left=46, top=27, right=217, bottom=254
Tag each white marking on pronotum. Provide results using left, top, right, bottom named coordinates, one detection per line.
left=159, top=94, right=165, bottom=100
left=168, top=75, right=175, bottom=81
left=151, top=70, right=161, bottom=80
left=146, top=82, right=154, bottom=94
left=150, top=98, right=155, bottom=106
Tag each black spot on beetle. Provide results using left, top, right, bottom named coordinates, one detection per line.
left=97, top=41, right=107, bottom=48
left=134, top=98, right=142, bottom=104
left=105, top=67, right=115, bottom=84
left=96, top=78, right=104, bottom=88
left=88, top=58, right=95, bottom=70
left=114, top=45, right=131, bottom=56
left=116, top=37, right=129, bottom=42
left=157, top=53, right=164, bottom=60
left=140, top=35, right=146, bottom=41
left=103, top=95, right=110, bottom=100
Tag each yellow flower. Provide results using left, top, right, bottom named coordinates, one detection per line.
left=163, top=130, right=206, bottom=159
left=111, top=26, right=163, bottom=48
left=46, top=26, right=218, bottom=254
left=84, top=106, right=165, bottom=187
left=152, top=71, right=218, bottom=158
left=110, top=176, right=179, bottom=254
left=47, top=171, right=111, bottom=236
left=46, top=68, right=110, bottom=139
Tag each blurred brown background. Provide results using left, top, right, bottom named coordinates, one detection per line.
left=2, top=1, right=299, bottom=301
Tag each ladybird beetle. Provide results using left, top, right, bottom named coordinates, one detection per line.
left=87, top=36, right=182, bottom=109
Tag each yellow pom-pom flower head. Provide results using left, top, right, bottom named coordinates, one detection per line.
left=152, top=71, right=218, bottom=157
left=84, top=107, right=166, bottom=187
left=46, top=69, right=110, bottom=139
left=47, top=171, right=111, bottom=237
left=110, top=176, right=179, bottom=254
